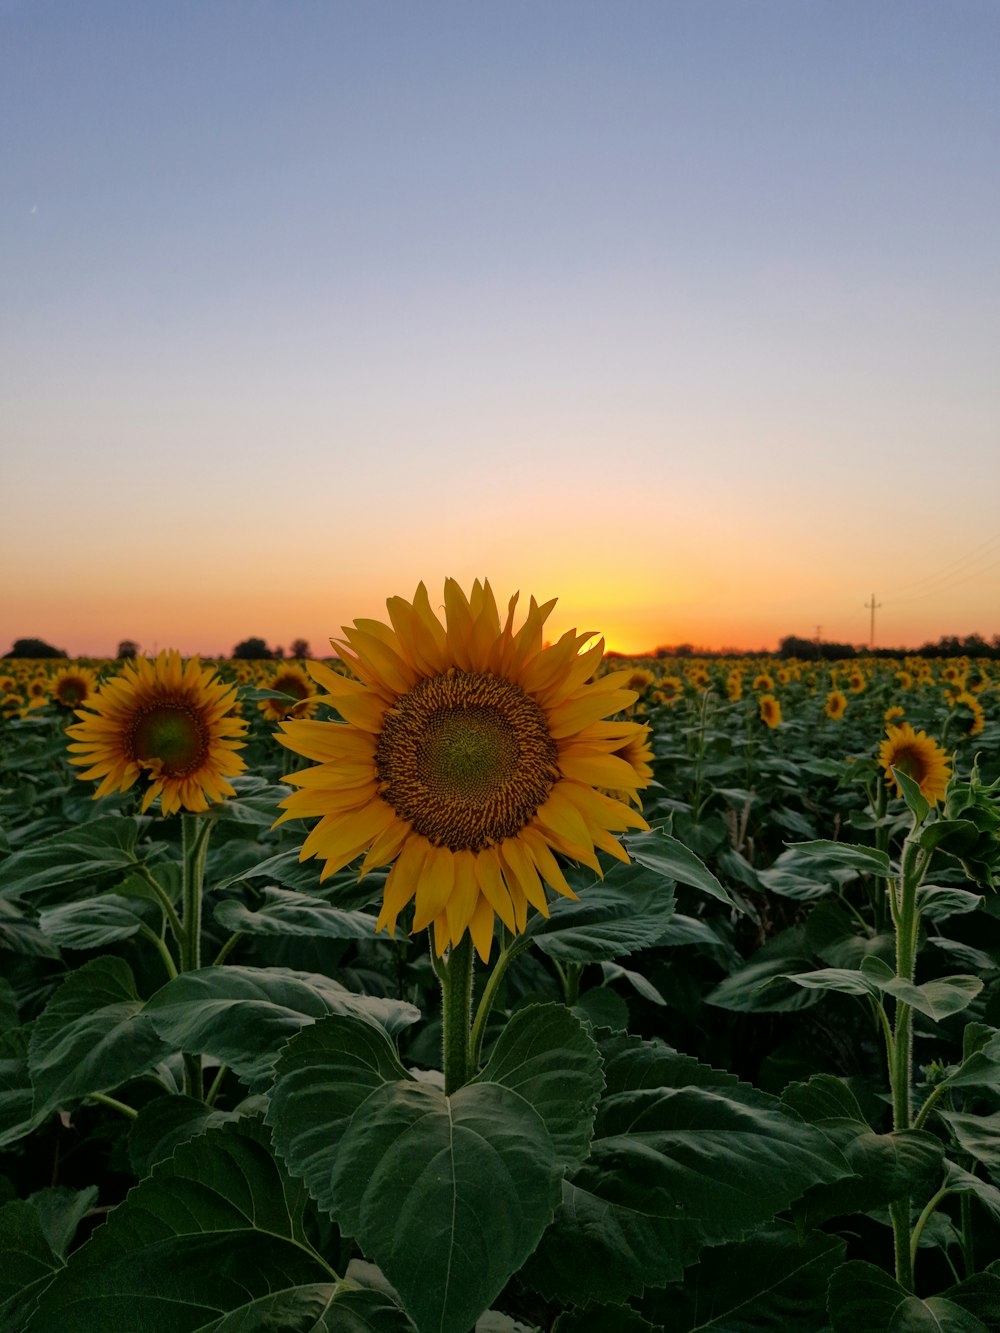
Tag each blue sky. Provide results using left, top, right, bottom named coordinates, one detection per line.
left=3, top=1, right=999, bottom=656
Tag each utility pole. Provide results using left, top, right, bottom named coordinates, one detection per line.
left=863, top=594, right=881, bottom=649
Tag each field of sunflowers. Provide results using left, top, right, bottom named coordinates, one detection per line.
left=2, top=581, right=999, bottom=1332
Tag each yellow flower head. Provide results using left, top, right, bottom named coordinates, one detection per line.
left=51, top=665, right=100, bottom=710
left=878, top=722, right=951, bottom=806
left=825, top=690, right=848, bottom=720
left=753, top=672, right=774, bottom=692
left=883, top=705, right=905, bottom=724
left=258, top=662, right=319, bottom=722
left=66, top=651, right=247, bottom=815
left=951, top=690, right=985, bottom=737
left=275, top=580, right=651, bottom=961
left=759, top=694, right=782, bottom=729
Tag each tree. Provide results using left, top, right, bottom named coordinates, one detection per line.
left=4, top=637, right=66, bottom=659
left=291, top=638, right=310, bottom=660
left=232, top=636, right=273, bottom=660
left=117, top=639, right=140, bottom=660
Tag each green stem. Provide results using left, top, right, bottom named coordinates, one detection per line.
left=89, top=1092, right=138, bottom=1120
left=470, top=934, right=532, bottom=1072
left=913, top=1080, right=949, bottom=1133
left=910, top=1185, right=948, bottom=1271
left=563, top=961, right=584, bottom=1007
left=889, top=822, right=930, bottom=1291
left=134, top=863, right=184, bottom=945
left=204, top=1064, right=228, bottom=1107
left=437, top=933, right=475, bottom=1096
left=137, top=924, right=179, bottom=980
left=180, top=813, right=212, bottom=975
left=180, top=813, right=213, bottom=1100
left=212, top=933, right=241, bottom=966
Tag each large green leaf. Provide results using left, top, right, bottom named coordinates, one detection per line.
left=0, top=1027, right=46, bottom=1150
left=213, top=887, right=379, bottom=940
left=28, top=956, right=171, bottom=1118
left=784, top=958, right=984, bottom=1023
left=37, top=894, right=159, bottom=950
left=783, top=840, right=892, bottom=880
left=642, top=1220, right=845, bottom=1331
left=526, top=862, right=675, bottom=961
left=472, top=1004, right=603, bottom=1167
left=623, top=827, right=740, bottom=907
left=269, top=1007, right=603, bottom=1333
left=937, top=1110, right=1000, bottom=1183
left=828, top=1260, right=998, bottom=1332
left=522, top=1032, right=851, bottom=1305
left=24, top=1118, right=414, bottom=1332
left=0, top=1187, right=97, bottom=1331
left=782, top=1075, right=945, bottom=1226
left=128, top=1093, right=265, bottom=1178
left=142, top=965, right=420, bottom=1090
left=333, top=1081, right=560, bottom=1333
left=707, top=927, right=822, bottom=1013
left=0, top=817, right=140, bottom=898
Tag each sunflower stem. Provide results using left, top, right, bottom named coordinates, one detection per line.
left=889, top=816, right=931, bottom=1291
left=438, top=933, right=475, bottom=1096
left=180, top=812, right=213, bottom=1099
left=470, top=934, right=532, bottom=1072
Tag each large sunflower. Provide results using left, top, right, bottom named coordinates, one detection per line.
left=67, top=650, right=247, bottom=815
left=276, top=580, right=651, bottom=961
left=878, top=722, right=951, bottom=805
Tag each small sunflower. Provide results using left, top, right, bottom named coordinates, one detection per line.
left=759, top=694, right=782, bottom=729
left=883, top=705, right=905, bottom=724
left=66, top=650, right=247, bottom=815
left=878, top=722, right=951, bottom=805
left=753, top=672, right=774, bottom=692
left=951, top=690, right=985, bottom=737
left=275, top=579, right=651, bottom=961
left=825, top=690, right=848, bottom=720
left=51, top=665, right=100, bottom=710
left=847, top=669, right=866, bottom=694
left=258, top=663, right=319, bottom=722
left=726, top=671, right=742, bottom=702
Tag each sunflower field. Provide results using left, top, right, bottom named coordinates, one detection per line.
left=2, top=582, right=1000, bottom=1333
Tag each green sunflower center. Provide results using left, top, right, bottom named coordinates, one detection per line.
left=375, top=669, right=559, bottom=852
left=130, top=704, right=208, bottom=776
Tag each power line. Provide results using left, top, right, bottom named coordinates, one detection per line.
left=887, top=553, right=1000, bottom=606
left=881, top=531, right=1000, bottom=600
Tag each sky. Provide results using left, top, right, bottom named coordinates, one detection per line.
left=2, top=0, right=999, bottom=658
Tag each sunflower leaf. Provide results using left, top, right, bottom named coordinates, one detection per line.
left=142, top=965, right=420, bottom=1091
left=270, top=1007, right=601, bottom=1333
left=23, top=1117, right=415, bottom=1332
left=641, top=1220, right=846, bottom=1331
left=212, top=887, right=379, bottom=940
left=28, top=956, right=171, bottom=1119
left=623, top=827, right=741, bottom=908
left=827, top=1260, right=999, bottom=1332
left=527, top=862, right=676, bottom=961
left=0, top=817, right=140, bottom=900
left=521, top=1031, right=851, bottom=1304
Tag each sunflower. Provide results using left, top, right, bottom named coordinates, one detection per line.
left=758, top=694, right=782, bottom=729
left=951, top=690, right=985, bottom=737
left=883, top=705, right=905, bottom=724
left=258, top=662, right=319, bottom=722
left=51, top=665, right=100, bottom=710
left=825, top=690, right=848, bottom=720
left=878, top=722, right=951, bottom=805
left=726, top=670, right=742, bottom=702
left=847, top=669, right=866, bottom=694
left=275, top=580, right=651, bottom=961
left=753, top=672, right=774, bottom=692
left=66, top=650, right=247, bottom=815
